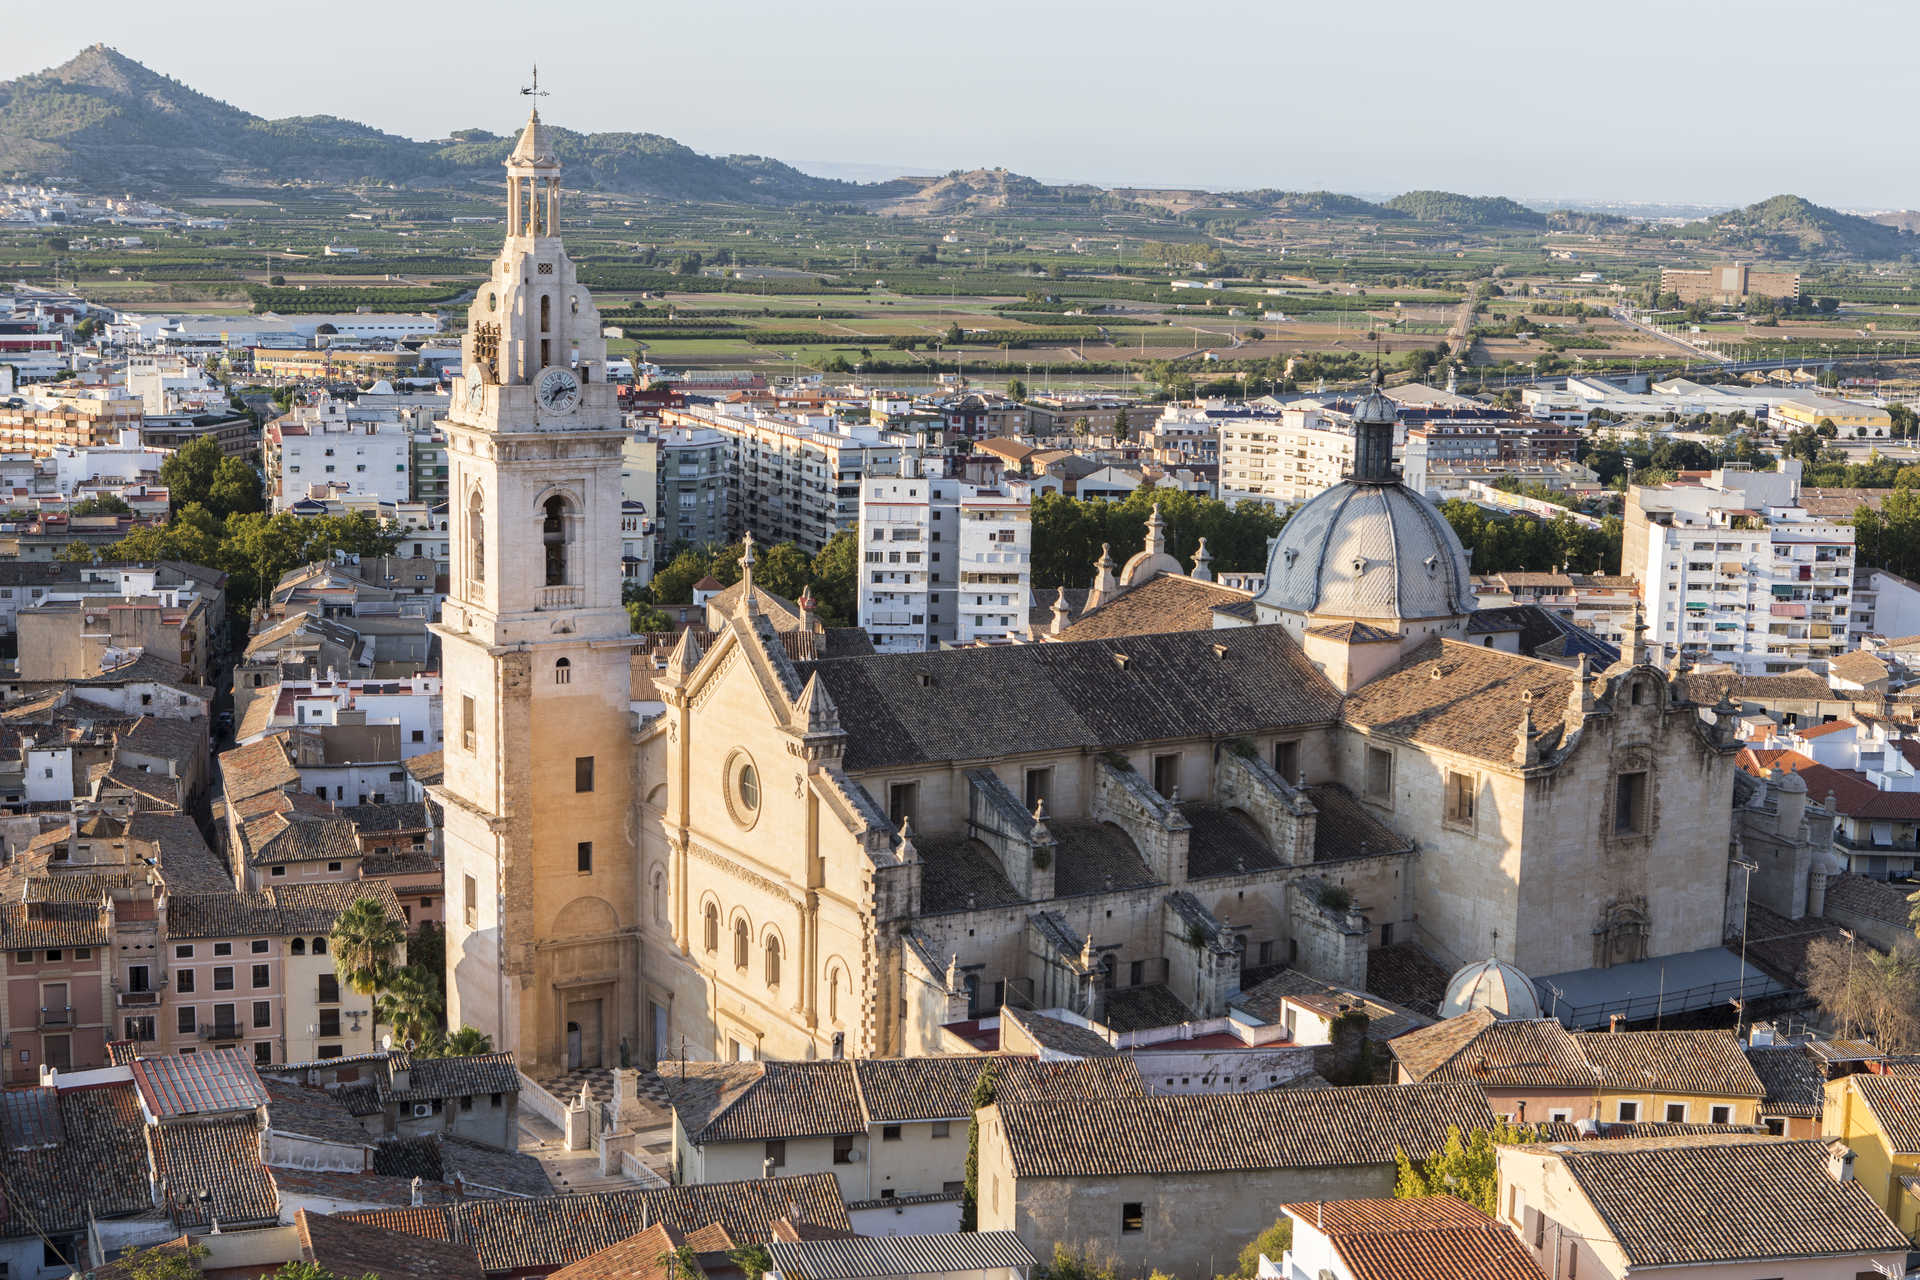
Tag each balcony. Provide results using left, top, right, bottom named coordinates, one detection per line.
left=198, top=1022, right=244, bottom=1042
left=116, top=988, right=162, bottom=1008
left=37, top=1005, right=72, bottom=1029
left=535, top=585, right=583, bottom=610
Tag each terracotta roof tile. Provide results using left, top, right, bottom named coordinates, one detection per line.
left=1279, top=1198, right=1547, bottom=1280
left=1053, top=576, right=1252, bottom=643
left=1572, top=1030, right=1766, bottom=1099
left=295, top=1209, right=486, bottom=1280
left=1342, top=638, right=1574, bottom=765
left=153, top=1117, right=277, bottom=1227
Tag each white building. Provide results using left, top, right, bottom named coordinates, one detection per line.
left=1218, top=407, right=1403, bottom=508
left=264, top=396, right=414, bottom=511
left=1624, top=460, right=1855, bottom=673
left=858, top=455, right=1031, bottom=652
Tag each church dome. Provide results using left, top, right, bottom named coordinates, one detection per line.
left=1439, top=955, right=1542, bottom=1020
left=1259, top=481, right=1473, bottom=621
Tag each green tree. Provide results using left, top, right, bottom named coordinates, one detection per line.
left=961, top=1059, right=1000, bottom=1231
left=206, top=456, right=265, bottom=516
left=71, top=494, right=133, bottom=517
left=84, top=501, right=224, bottom=568
left=728, top=1243, right=773, bottom=1280
left=648, top=546, right=722, bottom=605
left=265, top=1264, right=376, bottom=1280
left=753, top=540, right=815, bottom=601
left=1224, top=1217, right=1292, bottom=1279
left=1393, top=1121, right=1535, bottom=1215
left=159, top=435, right=225, bottom=511
left=628, top=601, right=672, bottom=633
left=1005, top=378, right=1028, bottom=402
left=1036, top=1244, right=1117, bottom=1280
left=1112, top=407, right=1131, bottom=441
left=943, top=322, right=964, bottom=345
left=809, top=530, right=857, bottom=626
left=376, top=964, right=443, bottom=1046
left=117, top=1242, right=210, bottom=1280
left=1853, top=488, right=1920, bottom=580
left=328, top=897, right=405, bottom=1005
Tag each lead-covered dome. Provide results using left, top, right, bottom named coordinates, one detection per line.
left=1439, top=955, right=1542, bottom=1020
left=1258, top=480, right=1474, bottom=621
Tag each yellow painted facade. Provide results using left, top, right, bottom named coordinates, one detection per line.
left=1824, top=1074, right=1920, bottom=1237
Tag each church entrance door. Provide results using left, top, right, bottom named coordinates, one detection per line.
left=566, top=998, right=604, bottom=1069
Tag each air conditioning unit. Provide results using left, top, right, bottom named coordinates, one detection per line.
left=412, top=1103, right=433, bottom=1118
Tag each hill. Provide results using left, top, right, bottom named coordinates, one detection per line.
left=1679, top=194, right=1915, bottom=259
left=0, top=45, right=907, bottom=205
left=1230, top=190, right=1393, bottom=219
left=1383, top=190, right=1547, bottom=228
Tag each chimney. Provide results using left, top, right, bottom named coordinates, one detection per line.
left=410, top=1175, right=423, bottom=1206
left=1829, top=1145, right=1856, bottom=1182
left=1608, top=1014, right=1623, bottom=1034
left=764, top=1156, right=778, bottom=1180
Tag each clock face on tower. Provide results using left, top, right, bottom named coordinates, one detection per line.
left=536, top=366, right=581, bottom=414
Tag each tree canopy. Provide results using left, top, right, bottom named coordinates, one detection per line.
left=1029, top=488, right=1287, bottom=590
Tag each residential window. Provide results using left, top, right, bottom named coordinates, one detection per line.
left=1763, top=1116, right=1785, bottom=1135
left=1664, top=1102, right=1687, bottom=1123
left=176, top=969, right=195, bottom=994
left=177, top=1007, right=195, bottom=1035
left=318, top=974, right=339, bottom=1004
left=1709, top=1105, right=1732, bottom=1125
left=1508, top=1184, right=1524, bottom=1226
left=1121, top=1202, right=1144, bottom=1234
left=833, top=1135, right=855, bottom=1165
left=253, top=1001, right=271, bottom=1029
left=882, top=1124, right=902, bottom=1142
left=575, top=756, right=594, bottom=793
left=1023, top=766, right=1053, bottom=812
left=931, top=1120, right=950, bottom=1139
left=255, top=1042, right=273, bottom=1066
left=577, top=841, right=593, bottom=874
left=250, top=940, right=268, bottom=954
left=765, top=1140, right=786, bottom=1168
left=1365, top=746, right=1393, bottom=802
left=464, top=875, right=478, bottom=927
left=1272, top=739, right=1299, bottom=782
left=1614, top=770, right=1648, bottom=835
left=214, top=967, right=234, bottom=991
left=1444, top=771, right=1475, bottom=827
left=319, top=1009, right=341, bottom=1038
left=1616, top=1100, right=1639, bottom=1122
left=251, top=964, right=269, bottom=989
left=175, top=944, right=193, bottom=959
left=213, top=942, right=232, bottom=957
left=1151, top=753, right=1180, bottom=798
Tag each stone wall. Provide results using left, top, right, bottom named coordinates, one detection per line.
left=1286, top=877, right=1369, bottom=990
left=1214, top=749, right=1314, bottom=865
left=1091, top=759, right=1189, bottom=884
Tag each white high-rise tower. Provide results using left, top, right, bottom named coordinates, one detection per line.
left=435, top=97, right=640, bottom=1074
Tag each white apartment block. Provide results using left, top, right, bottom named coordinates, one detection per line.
left=1624, top=460, right=1855, bottom=674
left=1217, top=408, right=1403, bottom=507
left=264, top=395, right=413, bottom=511
left=662, top=402, right=905, bottom=554
left=858, top=456, right=1031, bottom=652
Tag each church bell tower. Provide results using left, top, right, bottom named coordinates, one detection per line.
left=434, top=88, right=639, bottom=1076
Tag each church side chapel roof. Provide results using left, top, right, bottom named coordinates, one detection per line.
left=1466, top=604, right=1620, bottom=665
left=1306, top=782, right=1415, bottom=860
left=1180, top=802, right=1284, bottom=877
left=796, top=624, right=1342, bottom=772
left=1050, top=821, right=1157, bottom=896
left=1342, top=636, right=1578, bottom=765
left=915, top=834, right=1023, bottom=914
left=1100, top=984, right=1200, bottom=1032
left=1054, top=574, right=1250, bottom=642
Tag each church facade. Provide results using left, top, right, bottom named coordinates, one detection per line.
left=438, top=109, right=1781, bottom=1074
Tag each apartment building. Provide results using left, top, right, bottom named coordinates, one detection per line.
left=857, top=455, right=1032, bottom=652
left=1624, top=460, right=1855, bottom=673
left=1219, top=408, right=1403, bottom=507
left=264, top=396, right=415, bottom=512
left=625, top=420, right=729, bottom=549
left=662, top=402, right=905, bottom=554
left=0, top=386, right=142, bottom=452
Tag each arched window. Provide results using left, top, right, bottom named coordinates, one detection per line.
left=540, top=294, right=551, bottom=333
left=828, top=968, right=839, bottom=1023
left=653, top=871, right=667, bottom=925
left=468, top=490, right=486, bottom=587
left=555, top=657, right=571, bottom=686
left=765, top=936, right=781, bottom=988
left=734, top=919, right=750, bottom=971
left=312, top=937, right=327, bottom=955
left=543, top=495, right=570, bottom=587
left=290, top=938, right=306, bottom=956
left=704, top=903, right=719, bottom=954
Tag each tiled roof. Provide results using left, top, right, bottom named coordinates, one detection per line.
left=295, top=1208, right=487, bottom=1280
left=853, top=1057, right=994, bottom=1124
left=132, top=1047, right=270, bottom=1119
left=1307, top=782, right=1414, bottom=860
left=1678, top=672, right=1836, bottom=704
left=337, top=1173, right=852, bottom=1274
left=341, top=800, right=432, bottom=833
left=672, top=1060, right=865, bottom=1143
left=245, top=814, right=362, bottom=866
left=128, top=810, right=231, bottom=894
left=917, top=834, right=1023, bottom=914
left=1051, top=820, right=1156, bottom=896
left=1053, top=575, right=1251, bottom=642
left=1342, top=637, right=1574, bottom=764
left=765, top=1232, right=1037, bottom=1280
left=1551, top=1137, right=1909, bottom=1266
left=796, top=624, right=1341, bottom=772
left=219, top=734, right=300, bottom=801
left=0, top=899, right=108, bottom=949
left=271, top=879, right=405, bottom=934
left=1573, top=1030, right=1765, bottom=1099
left=1099, top=983, right=1196, bottom=1032
left=0, top=1082, right=149, bottom=1240
left=1363, top=943, right=1452, bottom=1017
left=547, top=1222, right=698, bottom=1280
left=1823, top=873, right=1912, bottom=927
left=1181, top=802, right=1282, bottom=877
left=154, top=1117, right=278, bottom=1228
left=405, top=750, right=444, bottom=787
left=1851, top=1073, right=1920, bottom=1152
left=995, top=1057, right=1144, bottom=1103
left=1279, top=1198, right=1547, bottom=1280
left=1390, top=1013, right=1595, bottom=1089
left=1828, top=650, right=1891, bottom=684
left=384, top=1052, right=521, bottom=1103
left=992, top=1082, right=1495, bottom=1178
left=439, top=1134, right=553, bottom=1198
left=998, top=1006, right=1122, bottom=1059
left=1743, top=1046, right=1824, bottom=1120
left=165, top=891, right=283, bottom=939
left=266, top=1079, right=372, bottom=1146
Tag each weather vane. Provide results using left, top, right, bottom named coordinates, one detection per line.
left=521, top=64, right=548, bottom=99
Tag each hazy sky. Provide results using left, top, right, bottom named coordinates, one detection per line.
left=6, top=0, right=1916, bottom=209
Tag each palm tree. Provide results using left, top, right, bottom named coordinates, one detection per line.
left=442, top=1026, right=492, bottom=1056
left=328, top=897, right=404, bottom=1001
left=376, top=965, right=442, bottom=1048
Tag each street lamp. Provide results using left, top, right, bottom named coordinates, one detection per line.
left=1732, top=856, right=1758, bottom=1038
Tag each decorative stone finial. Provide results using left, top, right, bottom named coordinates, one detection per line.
left=1190, top=537, right=1214, bottom=583
left=1144, top=503, right=1167, bottom=557
left=1087, top=543, right=1121, bottom=609
left=1050, top=585, right=1072, bottom=636
left=1514, top=705, right=1539, bottom=767
left=946, top=953, right=963, bottom=993
left=793, top=671, right=840, bottom=737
